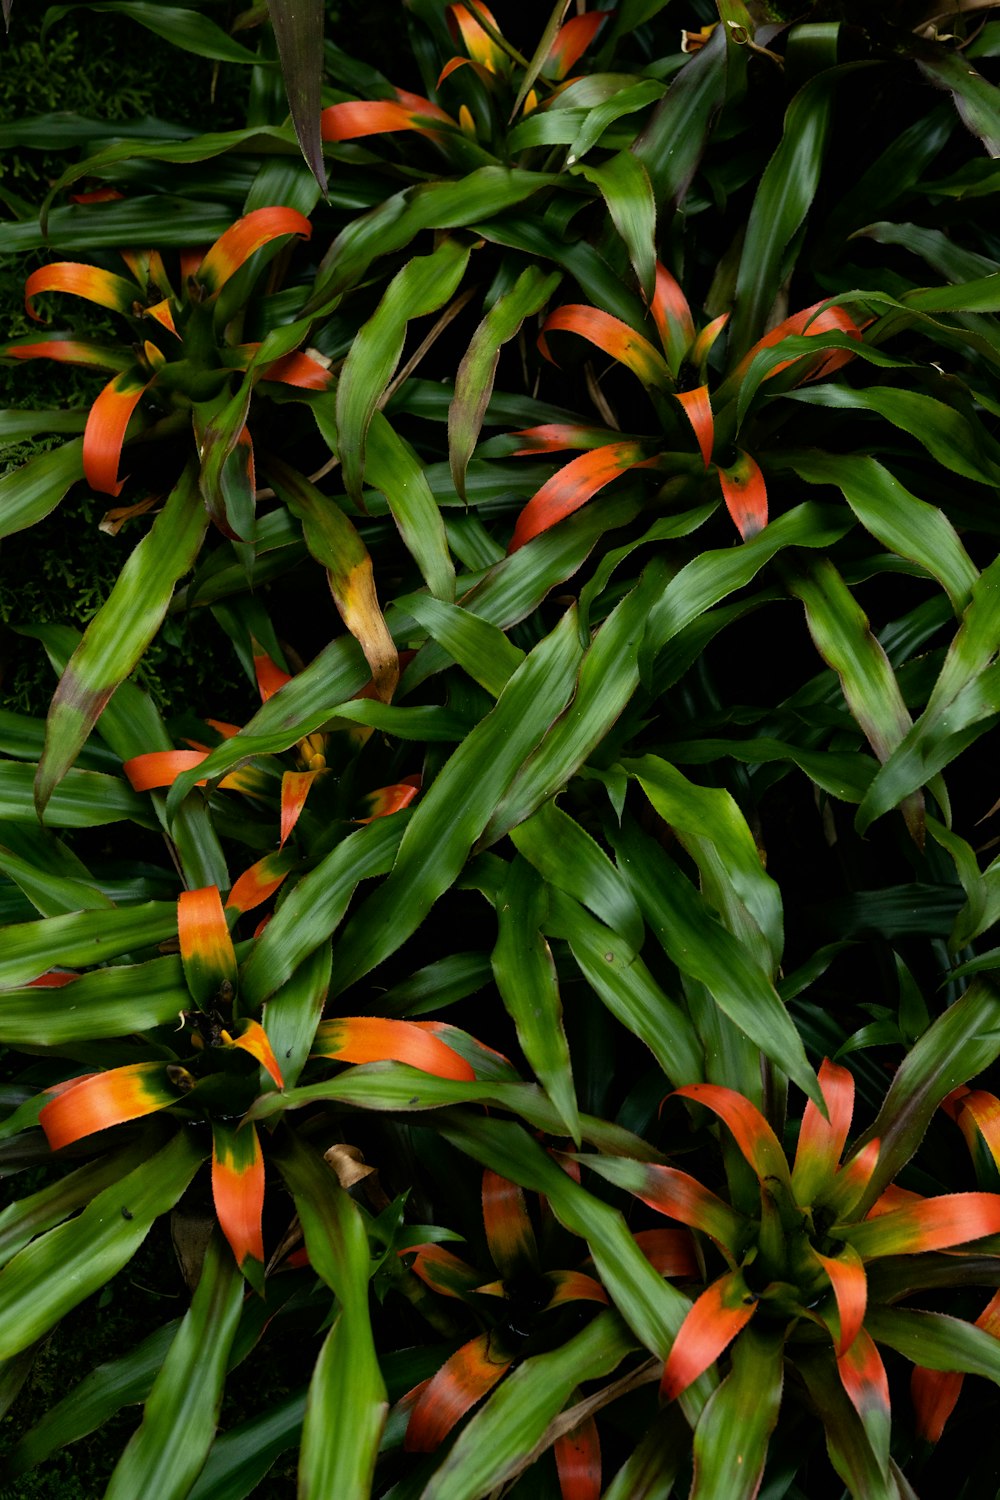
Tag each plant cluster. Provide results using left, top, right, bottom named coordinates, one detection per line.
left=3, top=1, right=1000, bottom=1496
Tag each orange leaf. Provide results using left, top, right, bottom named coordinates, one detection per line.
left=847, top=1192, right=1000, bottom=1258
left=321, top=95, right=453, bottom=142
left=356, top=774, right=421, bottom=823
left=447, top=1, right=506, bottom=72
left=24, top=262, right=137, bottom=322
left=539, top=305, right=671, bottom=391
left=911, top=1286, right=1000, bottom=1442
left=144, top=299, right=179, bottom=337
left=649, top=262, right=695, bottom=374
left=280, top=768, right=319, bottom=847
left=633, top=1227, right=699, bottom=1280
left=816, top=1243, right=867, bottom=1357
left=227, top=1018, right=284, bottom=1089
left=0, top=339, right=131, bottom=371
left=690, top=312, right=729, bottom=372
left=792, top=1057, right=855, bottom=1204
left=660, top=1269, right=757, bottom=1402
left=83, top=369, right=152, bottom=496
left=123, top=749, right=210, bottom=791
left=512, top=423, right=621, bottom=454
left=836, top=1329, right=890, bottom=1462
left=405, top=1332, right=512, bottom=1451
left=673, top=1083, right=790, bottom=1188
left=195, top=207, right=312, bottom=298
left=675, top=386, right=713, bottom=468
left=717, top=449, right=767, bottom=541
left=736, top=299, right=862, bottom=384
left=508, top=441, right=656, bottom=553
left=545, top=12, right=605, bottom=80
left=554, top=1411, right=601, bottom=1500
left=403, top=1243, right=482, bottom=1300
left=26, top=970, right=78, bottom=988
left=212, top=1120, right=265, bottom=1281
left=40, top=1062, right=181, bottom=1151
left=483, top=1169, right=538, bottom=1279
left=544, top=1269, right=608, bottom=1307
left=254, top=650, right=294, bottom=702
left=261, top=351, right=333, bottom=389
left=226, top=848, right=297, bottom=915
left=178, top=886, right=238, bottom=1009
left=313, top=1017, right=476, bottom=1082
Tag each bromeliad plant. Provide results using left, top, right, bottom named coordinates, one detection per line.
left=6, top=0, right=1000, bottom=1495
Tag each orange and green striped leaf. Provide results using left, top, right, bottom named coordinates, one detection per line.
left=545, top=12, right=605, bottom=80
left=844, top=1192, right=1000, bottom=1259
left=195, top=207, right=312, bottom=298
left=539, top=306, right=672, bottom=392
left=482, top=1169, right=538, bottom=1279
left=321, top=94, right=453, bottom=143
left=357, top=775, right=421, bottom=824
left=227, top=1018, right=284, bottom=1089
left=178, top=885, right=238, bottom=1009
left=675, top=386, right=713, bottom=468
left=24, top=263, right=137, bottom=322
left=580, top=1155, right=747, bottom=1253
left=83, top=368, right=151, bottom=496
left=0, top=338, right=132, bottom=372
left=405, top=1331, right=513, bottom=1452
left=792, top=1057, right=855, bottom=1205
left=545, top=1270, right=609, bottom=1307
left=673, top=1083, right=791, bottom=1190
left=660, top=1268, right=757, bottom=1403
left=836, top=1329, right=890, bottom=1477
left=211, top=1120, right=265, bottom=1289
left=447, top=1, right=506, bottom=73
left=690, top=312, right=729, bottom=374
left=313, top=1017, right=476, bottom=1081
left=554, top=1411, right=601, bottom=1500
left=717, top=449, right=767, bottom=541
left=226, top=848, right=297, bottom=915
left=39, top=1062, right=181, bottom=1151
left=509, top=441, right=656, bottom=553
left=650, top=263, right=695, bottom=375
left=816, top=1243, right=867, bottom=1358
left=404, top=1243, right=482, bottom=1300
left=944, top=1086, right=1000, bottom=1173
left=821, top=1138, right=881, bottom=1220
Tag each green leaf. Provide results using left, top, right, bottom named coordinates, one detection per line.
left=398, top=592, right=524, bottom=698
left=35, top=462, right=208, bottom=818
left=326, top=609, right=586, bottom=995
left=0, top=762, right=152, bottom=830
left=566, top=79, right=665, bottom=164
left=783, top=555, right=919, bottom=834
left=0, top=437, right=84, bottom=540
left=0, top=1137, right=150, bottom=1270
left=310, top=168, right=554, bottom=308
left=547, top=889, right=703, bottom=1087
left=849, top=979, right=1000, bottom=1213
left=0, top=838, right=114, bottom=917
left=1, top=1322, right=178, bottom=1479
left=421, top=1311, right=635, bottom=1500
left=614, top=817, right=821, bottom=1111
left=44, top=1, right=264, bottom=63
left=240, top=815, right=407, bottom=1009
left=0, top=902, right=177, bottom=989
left=336, top=238, right=471, bottom=501
left=187, top=1392, right=305, bottom=1500
left=261, top=943, right=332, bottom=1093
left=796, top=1349, right=895, bottom=1500
left=104, top=1233, right=243, bottom=1500
left=365, top=411, right=455, bottom=601
left=510, top=798, right=644, bottom=950
left=728, top=69, right=842, bottom=362
left=508, top=0, right=569, bottom=122
left=625, top=754, right=783, bottom=977
left=576, top=150, right=656, bottom=299
left=602, top=1406, right=689, bottom=1500
left=449, top=266, right=561, bottom=503
left=0, top=409, right=88, bottom=444
left=273, top=1133, right=387, bottom=1500
left=491, top=857, right=580, bottom=1143
left=0, top=1130, right=203, bottom=1361
left=633, top=25, right=726, bottom=208
left=865, top=1305, right=1000, bottom=1382
left=784, top=386, right=1000, bottom=487
left=775, top=451, right=978, bottom=615
left=0, top=955, right=190, bottom=1044
left=690, top=1326, right=783, bottom=1499
left=916, top=46, right=1000, bottom=157
left=266, top=0, right=327, bottom=191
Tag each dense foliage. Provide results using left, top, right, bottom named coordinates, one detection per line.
left=3, top=1, right=1000, bottom=1495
